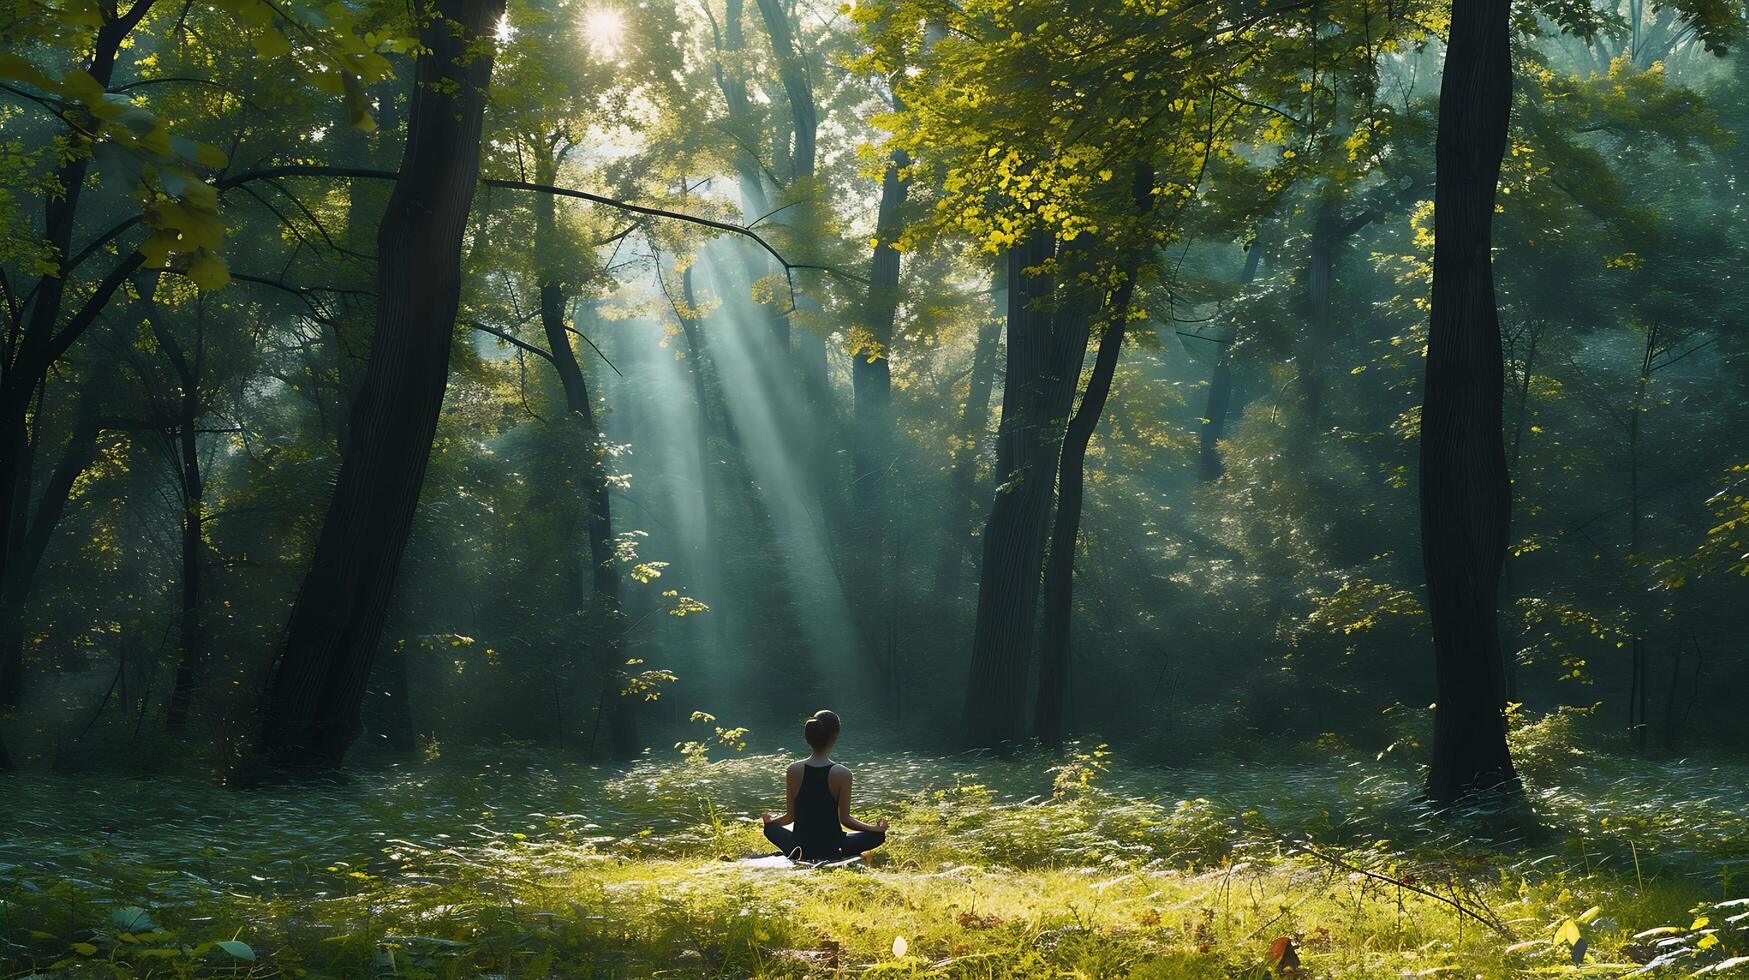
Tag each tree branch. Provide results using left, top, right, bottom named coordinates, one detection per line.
left=212, top=165, right=864, bottom=283
left=468, top=320, right=554, bottom=365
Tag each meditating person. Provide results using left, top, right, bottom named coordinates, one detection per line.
left=760, top=709, right=889, bottom=864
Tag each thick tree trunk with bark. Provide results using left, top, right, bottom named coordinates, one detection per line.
left=256, top=0, right=503, bottom=772
left=964, top=238, right=1058, bottom=746
left=1420, top=0, right=1519, bottom=805
left=963, top=235, right=1100, bottom=746
left=1034, top=165, right=1153, bottom=744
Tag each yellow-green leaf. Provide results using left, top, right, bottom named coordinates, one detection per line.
left=186, top=251, right=231, bottom=291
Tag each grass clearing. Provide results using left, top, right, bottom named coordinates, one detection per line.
left=2, top=747, right=1746, bottom=976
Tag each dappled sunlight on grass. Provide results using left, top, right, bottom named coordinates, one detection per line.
left=2, top=747, right=1746, bottom=975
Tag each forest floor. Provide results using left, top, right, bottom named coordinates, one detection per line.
left=1, top=743, right=1747, bottom=978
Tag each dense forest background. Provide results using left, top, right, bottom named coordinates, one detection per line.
left=5, top=0, right=1749, bottom=972
left=2, top=0, right=1745, bottom=781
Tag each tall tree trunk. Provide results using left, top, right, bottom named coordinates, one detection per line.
left=539, top=274, right=630, bottom=753
left=144, top=308, right=207, bottom=735
left=1035, top=165, right=1153, bottom=745
left=852, top=144, right=909, bottom=495
left=752, top=0, right=816, bottom=183
left=963, top=235, right=1100, bottom=747
left=712, top=0, right=767, bottom=211
left=934, top=269, right=1005, bottom=597
left=1420, top=0, right=1519, bottom=804
left=1625, top=336, right=1653, bottom=749
left=753, top=0, right=829, bottom=397
left=849, top=139, right=911, bottom=688
left=0, top=9, right=154, bottom=709
left=0, top=434, right=32, bottom=710
left=0, top=379, right=110, bottom=708
left=963, top=238, right=1057, bottom=746
left=165, top=406, right=204, bottom=732
left=673, top=264, right=720, bottom=529
left=256, top=0, right=503, bottom=772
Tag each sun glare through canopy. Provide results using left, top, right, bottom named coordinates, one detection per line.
left=582, top=7, right=627, bottom=58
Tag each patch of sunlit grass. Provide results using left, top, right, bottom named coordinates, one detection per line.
left=2, top=748, right=1745, bottom=975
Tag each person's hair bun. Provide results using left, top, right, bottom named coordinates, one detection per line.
left=804, top=709, right=841, bottom=750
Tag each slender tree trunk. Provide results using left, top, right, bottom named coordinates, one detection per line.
left=1626, top=340, right=1652, bottom=750
left=852, top=143, right=909, bottom=501
left=1420, top=0, right=1519, bottom=804
left=165, top=410, right=205, bottom=733
left=752, top=0, right=816, bottom=183
left=708, top=0, right=793, bottom=355
left=0, top=11, right=153, bottom=709
left=0, top=381, right=109, bottom=708
left=1034, top=164, right=1153, bottom=745
left=934, top=270, right=1005, bottom=596
left=849, top=138, right=911, bottom=689
left=540, top=293, right=630, bottom=754
left=673, top=266, right=720, bottom=539
left=256, top=0, right=503, bottom=772
left=134, top=288, right=210, bottom=735
left=753, top=0, right=829, bottom=397
left=162, top=339, right=206, bottom=734
left=0, top=429, right=32, bottom=710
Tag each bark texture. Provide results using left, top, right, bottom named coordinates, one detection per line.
left=257, top=0, right=503, bottom=771
left=962, top=235, right=1100, bottom=747
left=1420, top=0, right=1520, bottom=804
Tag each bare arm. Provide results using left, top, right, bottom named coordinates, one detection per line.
left=762, top=764, right=801, bottom=826
left=833, top=768, right=889, bottom=834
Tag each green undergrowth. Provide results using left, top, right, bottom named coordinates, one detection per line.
left=2, top=746, right=1746, bottom=977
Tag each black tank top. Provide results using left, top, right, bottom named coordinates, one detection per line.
left=793, top=763, right=842, bottom=859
